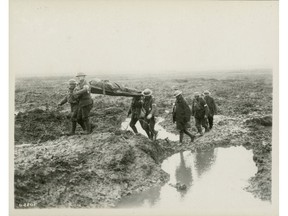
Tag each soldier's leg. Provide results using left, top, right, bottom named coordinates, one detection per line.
left=78, top=120, right=86, bottom=131
left=195, top=118, right=202, bottom=134
left=140, top=119, right=152, bottom=139
left=75, top=108, right=85, bottom=131
left=129, top=114, right=138, bottom=134
left=149, top=117, right=158, bottom=140
left=183, top=129, right=195, bottom=142
left=201, top=117, right=209, bottom=132
left=69, top=108, right=78, bottom=135
left=82, top=104, right=92, bottom=134
left=208, top=115, right=213, bottom=129
left=179, top=130, right=184, bottom=143
left=68, top=120, right=77, bottom=136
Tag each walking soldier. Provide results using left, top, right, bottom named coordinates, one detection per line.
left=141, top=89, right=158, bottom=140
left=172, top=90, right=195, bottom=144
left=127, top=95, right=144, bottom=134
left=58, top=79, right=86, bottom=135
left=73, top=72, right=94, bottom=135
left=191, top=92, right=209, bottom=136
left=203, top=90, right=217, bottom=129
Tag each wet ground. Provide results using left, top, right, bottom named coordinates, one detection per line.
left=119, top=117, right=272, bottom=211
left=117, top=146, right=272, bottom=212
left=121, top=116, right=179, bottom=141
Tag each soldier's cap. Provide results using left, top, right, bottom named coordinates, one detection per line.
left=174, top=90, right=182, bottom=97
left=68, top=79, right=77, bottom=85
left=76, top=72, right=86, bottom=77
left=142, top=89, right=153, bottom=96
left=204, top=90, right=210, bottom=95
left=194, top=92, right=200, bottom=97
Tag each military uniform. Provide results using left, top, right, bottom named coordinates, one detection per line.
left=204, top=95, right=217, bottom=129
left=191, top=96, right=209, bottom=134
left=58, top=81, right=86, bottom=135
left=127, top=96, right=144, bottom=134
left=59, top=89, right=79, bottom=121
left=141, top=95, right=157, bottom=140
left=73, top=79, right=93, bottom=134
left=173, top=93, right=195, bottom=143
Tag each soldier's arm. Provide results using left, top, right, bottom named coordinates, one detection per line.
left=172, top=103, right=176, bottom=123
left=73, top=85, right=90, bottom=96
left=149, top=97, right=157, bottom=116
left=127, top=103, right=132, bottom=116
left=201, top=98, right=209, bottom=116
left=191, top=100, right=195, bottom=116
left=58, top=96, right=68, bottom=106
left=183, top=101, right=191, bottom=120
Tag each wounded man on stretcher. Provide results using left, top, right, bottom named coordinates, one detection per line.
left=89, top=78, right=142, bottom=97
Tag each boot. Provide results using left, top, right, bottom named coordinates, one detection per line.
left=184, top=130, right=195, bottom=142
left=78, top=120, right=86, bottom=131
left=153, top=130, right=158, bottom=140
left=83, top=119, right=91, bottom=135
left=204, top=126, right=210, bottom=133
left=130, top=123, right=138, bottom=134
left=68, top=121, right=76, bottom=136
left=197, top=127, right=203, bottom=136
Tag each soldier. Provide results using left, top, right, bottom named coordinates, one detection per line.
left=191, top=92, right=209, bottom=136
left=127, top=95, right=144, bottom=134
left=141, top=89, right=158, bottom=140
left=172, top=90, right=195, bottom=144
left=203, top=90, right=217, bottom=129
left=58, top=79, right=86, bottom=135
left=73, top=72, right=94, bottom=135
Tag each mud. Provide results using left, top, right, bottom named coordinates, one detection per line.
left=15, top=109, right=70, bottom=144
left=14, top=73, right=273, bottom=208
left=14, top=132, right=170, bottom=208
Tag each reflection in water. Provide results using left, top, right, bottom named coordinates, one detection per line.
left=117, top=146, right=272, bottom=214
left=116, top=185, right=161, bottom=208
left=194, top=148, right=217, bottom=178
left=175, top=152, right=193, bottom=198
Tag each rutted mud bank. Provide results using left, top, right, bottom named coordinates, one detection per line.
left=15, top=131, right=173, bottom=208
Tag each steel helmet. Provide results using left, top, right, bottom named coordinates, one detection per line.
left=173, top=90, right=182, bottom=97
left=68, top=79, right=77, bottom=85
left=142, top=89, right=153, bottom=96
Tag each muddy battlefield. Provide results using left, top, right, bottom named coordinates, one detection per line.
left=14, top=70, right=273, bottom=209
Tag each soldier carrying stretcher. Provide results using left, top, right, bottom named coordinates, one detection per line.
left=58, top=79, right=86, bottom=135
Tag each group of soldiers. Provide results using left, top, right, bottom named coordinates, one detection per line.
left=172, top=90, right=217, bottom=143
left=58, top=74, right=217, bottom=144
left=58, top=72, right=94, bottom=135
left=127, top=89, right=217, bottom=143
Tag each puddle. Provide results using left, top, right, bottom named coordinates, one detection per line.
left=121, top=116, right=178, bottom=141
left=116, top=146, right=272, bottom=212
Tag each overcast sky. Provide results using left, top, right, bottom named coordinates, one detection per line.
left=10, top=0, right=278, bottom=77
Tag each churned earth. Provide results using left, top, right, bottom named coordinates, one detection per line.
left=14, top=70, right=273, bottom=208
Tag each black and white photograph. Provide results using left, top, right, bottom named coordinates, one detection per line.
left=10, top=0, right=279, bottom=216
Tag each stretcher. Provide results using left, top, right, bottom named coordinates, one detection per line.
left=89, top=78, right=142, bottom=97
